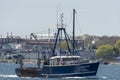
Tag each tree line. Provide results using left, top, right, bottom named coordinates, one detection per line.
left=77, top=34, right=120, bottom=62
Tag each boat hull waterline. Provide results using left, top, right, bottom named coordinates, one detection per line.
left=15, top=61, right=99, bottom=78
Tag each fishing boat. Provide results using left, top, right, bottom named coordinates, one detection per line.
left=15, top=9, right=99, bottom=78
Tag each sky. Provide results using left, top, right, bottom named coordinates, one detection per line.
left=0, top=0, right=120, bottom=37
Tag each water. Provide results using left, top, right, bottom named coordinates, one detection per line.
left=0, top=62, right=120, bottom=80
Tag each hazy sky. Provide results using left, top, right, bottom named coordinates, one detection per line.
left=0, top=0, right=120, bottom=37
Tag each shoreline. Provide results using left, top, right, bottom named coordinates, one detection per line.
left=0, top=59, right=37, bottom=64
left=0, top=59, right=120, bottom=65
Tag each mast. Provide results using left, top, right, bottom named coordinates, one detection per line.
left=53, top=9, right=76, bottom=56
left=52, top=13, right=71, bottom=56
left=73, top=9, right=76, bottom=55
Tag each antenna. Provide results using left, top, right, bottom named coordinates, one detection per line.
left=56, top=5, right=59, bottom=29
left=61, top=13, right=64, bottom=28
left=56, top=1, right=63, bottom=29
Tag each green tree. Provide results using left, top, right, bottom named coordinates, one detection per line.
left=59, top=40, right=72, bottom=50
left=115, top=39, right=120, bottom=55
left=96, top=44, right=115, bottom=60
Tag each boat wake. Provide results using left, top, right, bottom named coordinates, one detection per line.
left=0, top=74, right=33, bottom=79
left=0, top=75, right=108, bottom=80
left=0, top=74, right=18, bottom=78
left=62, top=77, right=85, bottom=79
left=62, top=76, right=108, bottom=80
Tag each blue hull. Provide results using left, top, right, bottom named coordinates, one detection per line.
left=15, top=61, right=99, bottom=78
